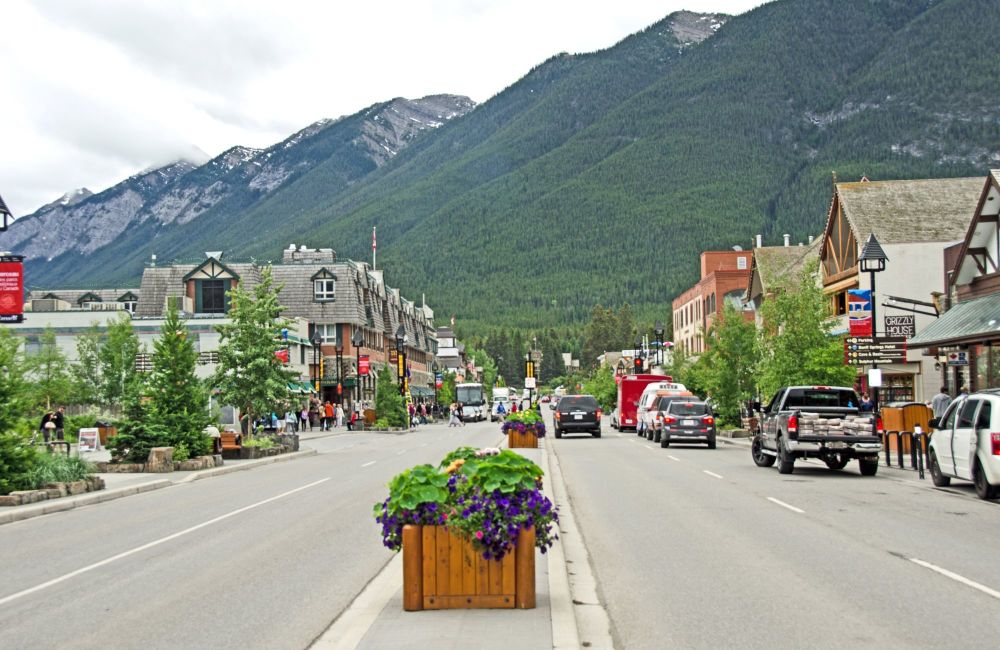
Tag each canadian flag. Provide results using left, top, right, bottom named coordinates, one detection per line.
left=372, top=226, right=377, bottom=251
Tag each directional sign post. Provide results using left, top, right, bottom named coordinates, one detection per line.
left=844, top=336, right=907, bottom=366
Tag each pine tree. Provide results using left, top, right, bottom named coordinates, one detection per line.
left=375, top=365, right=407, bottom=427
left=147, top=304, right=212, bottom=458
left=0, top=329, right=34, bottom=495
left=212, top=266, right=297, bottom=430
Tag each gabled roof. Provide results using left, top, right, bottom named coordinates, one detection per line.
left=27, top=289, right=141, bottom=305
left=952, top=170, right=1000, bottom=287
left=822, top=177, right=982, bottom=258
left=182, top=256, right=240, bottom=282
left=746, top=239, right=821, bottom=301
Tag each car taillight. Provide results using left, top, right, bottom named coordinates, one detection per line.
left=787, top=414, right=797, bottom=434
left=597, top=409, right=602, bottom=419
left=554, top=411, right=561, bottom=420
left=663, top=416, right=677, bottom=425
left=876, top=416, right=884, bottom=433
left=992, top=433, right=1000, bottom=456
left=703, top=415, right=714, bottom=425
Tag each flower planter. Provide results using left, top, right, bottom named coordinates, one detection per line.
left=401, top=524, right=535, bottom=611
left=507, top=428, right=539, bottom=449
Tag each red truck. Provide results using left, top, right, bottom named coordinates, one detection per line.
left=615, top=374, right=673, bottom=431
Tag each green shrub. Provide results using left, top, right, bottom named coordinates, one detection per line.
left=0, top=432, right=36, bottom=495
left=374, top=418, right=390, bottom=429
left=108, top=421, right=171, bottom=463
left=242, top=436, right=276, bottom=449
left=24, top=452, right=95, bottom=488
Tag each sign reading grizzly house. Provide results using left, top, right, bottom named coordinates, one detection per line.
left=884, top=315, right=915, bottom=338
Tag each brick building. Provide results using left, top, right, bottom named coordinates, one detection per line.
left=671, top=250, right=753, bottom=356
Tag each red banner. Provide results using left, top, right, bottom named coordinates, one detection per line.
left=0, top=257, right=24, bottom=323
left=359, top=354, right=370, bottom=376
left=274, top=348, right=289, bottom=364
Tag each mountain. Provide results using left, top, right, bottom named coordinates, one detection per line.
left=1, top=94, right=473, bottom=270
left=7, top=0, right=1000, bottom=333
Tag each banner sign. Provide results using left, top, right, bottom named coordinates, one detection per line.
left=884, top=315, right=915, bottom=338
left=847, top=289, right=872, bottom=337
left=435, top=373, right=443, bottom=389
left=78, top=428, right=101, bottom=452
left=0, top=255, right=24, bottom=323
left=359, top=354, right=370, bottom=376
left=843, top=336, right=907, bottom=366
left=274, top=348, right=289, bottom=364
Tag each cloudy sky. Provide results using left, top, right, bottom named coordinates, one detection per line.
left=1, top=0, right=769, bottom=216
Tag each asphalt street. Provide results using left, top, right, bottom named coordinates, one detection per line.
left=0, top=423, right=503, bottom=650
left=549, top=413, right=1000, bottom=649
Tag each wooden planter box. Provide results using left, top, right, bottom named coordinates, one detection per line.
left=507, top=429, right=539, bottom=448
left=402, top=525, right=535, bottom=611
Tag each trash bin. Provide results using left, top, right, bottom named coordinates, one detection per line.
left=95, top=420, right=117, bottom=446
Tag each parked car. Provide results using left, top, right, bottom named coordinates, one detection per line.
left=553, top=395, right=602, bottom=438
left=659, top=400, right=717, bottom=449
left=642, top=391, right=696, bottom=442
left=635, top=381, right=690, bottom=437
left=929, top=389, right=1000, bottom=499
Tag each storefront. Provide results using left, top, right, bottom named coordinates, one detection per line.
left=907, top=294, right=1000, bottom=393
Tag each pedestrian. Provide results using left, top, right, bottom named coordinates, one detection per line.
left=324, top=401, right=334, bottom=430
left=272, top=410, right=281, bottom=432
left=859, top=393, right=874, bottom=412
left=449, top=403, right=460, bottom=427
left=348, top=408, right=357, bottom=431
left=457, top=402, right=466, bottom=426
left=53, top=406, right=66, bottom=441
left=309, top=403, right=319, bottom=431
left=511, top=400, right=518, bottom=414
left=336, top=403, right=344, bottom=428
left=300, top=406, right=309, bottom=432
left=931, top=386, right=952, bottom=418
left=39, top=410, right=56, bottom=444
left=496, top=401, right=506, bottom=421
left=285, top=409, right=297, bottom=433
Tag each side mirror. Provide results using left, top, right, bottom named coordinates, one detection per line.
left=928, top=417, right=940, bottom=430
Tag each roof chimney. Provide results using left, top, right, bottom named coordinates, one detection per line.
left=206, top=251, right=223, bottom=259
left=783, top=234, right=790, bottom=247
left=755, top=234, right=762, bottom=248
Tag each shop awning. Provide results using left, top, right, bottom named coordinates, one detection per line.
left=908, top=294, right=1000, bottom=348
left=286, top=381, right=315, bottom=394
left=410, top=386, right=435, bottom=397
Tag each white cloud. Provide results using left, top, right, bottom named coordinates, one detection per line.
left=0, top=0, right=768, bottom=216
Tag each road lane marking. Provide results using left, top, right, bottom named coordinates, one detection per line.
left=909, top=558, right=1000, bottom=600
left=0, top=478, right=331, bottom=607
left=361, top=461, right=376, bottom=467
left=766, top=497, right=805, bottom=514
left=395, top=450, right=407, bottom=456
left=667, top=455, right=680, bottom=461
left=703, top=470, right=723, bottom=479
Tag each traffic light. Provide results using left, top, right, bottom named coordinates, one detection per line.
left=633, top=356, right=643, bottom=372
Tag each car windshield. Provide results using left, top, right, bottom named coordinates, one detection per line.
left=668, top=402, right=708, bottom=416
left=657, top=396, right=688, bottom=410
left=784, top=389, right=857, bottom=409
left=560, top=396, right=597, bottom=409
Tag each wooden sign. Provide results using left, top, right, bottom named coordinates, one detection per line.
left=78, top=428, right=101, bottom=452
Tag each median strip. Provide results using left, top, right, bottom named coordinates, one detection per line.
left=766, top=497, right=804, bottom=513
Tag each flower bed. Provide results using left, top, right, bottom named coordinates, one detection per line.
left=374, top=446, right=558, bottom=610
left=501, top=411, right=546, bottom=448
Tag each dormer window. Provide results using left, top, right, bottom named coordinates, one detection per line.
left=312, top=268, right=337, bottom=302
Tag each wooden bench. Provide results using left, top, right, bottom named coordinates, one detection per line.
left=219, top=432, right=242, bottom=457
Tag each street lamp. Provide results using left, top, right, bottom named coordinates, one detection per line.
left=335, top=338, right=344, bottom=405
left=352, top=328, right=364, bottom=406
left=310, top=329, right=322, bottom=396
left=859, top=232, right=888, bottom=436
left=654, top=321, right=664, bottom=367
left=431, top=360, right=439, bottom=406
left=395, top=324, right=407, bottom=396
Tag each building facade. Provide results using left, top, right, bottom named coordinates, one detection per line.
left=672, top=250, right=753, bottom=356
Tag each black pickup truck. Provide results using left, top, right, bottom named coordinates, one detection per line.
left=750, top=386, right=882, bottom=475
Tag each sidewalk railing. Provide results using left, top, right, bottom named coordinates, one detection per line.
left=879, top=430, right=927, bottom=480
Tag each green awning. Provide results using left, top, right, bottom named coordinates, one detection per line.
left=908, top=294, right=1000, bottom=348
left=287, top=381, right=315, bottom=394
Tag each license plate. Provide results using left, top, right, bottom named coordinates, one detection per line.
left=683, top=419, right=695, bottom=426
left=827, top=442, right=847, bottom=449
left=574, top=414, right=583, bottom=420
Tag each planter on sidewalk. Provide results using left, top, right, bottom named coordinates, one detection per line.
left=402, top=524, right=535, bottom=610
left=502, top=412, right=545, bottom=449
left=507, top=427, right=540, bottom=448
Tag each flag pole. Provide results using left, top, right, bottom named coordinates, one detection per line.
left=372, top=226, right=377, bottom=270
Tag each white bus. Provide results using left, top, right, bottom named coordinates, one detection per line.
left=456, top=383, right=487, bottom=422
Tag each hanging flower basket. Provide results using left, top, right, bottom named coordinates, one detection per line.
left=501, top=411, right=546, bottom=449
left=374, top=447, right=558, bottom=611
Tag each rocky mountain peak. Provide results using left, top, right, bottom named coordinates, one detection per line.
left=668, top=11, right=728, bottom=47
left=360, top=94, right=476, bottom=166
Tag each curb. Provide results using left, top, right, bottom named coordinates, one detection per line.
left=0, top=448, right=319, bottom=526
left=541, top=443, right=581, bottom=649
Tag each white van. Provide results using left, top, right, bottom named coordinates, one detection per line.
left=929, top=389, right=1000, bottom=499
left=634, top=381, right=687, bottom=435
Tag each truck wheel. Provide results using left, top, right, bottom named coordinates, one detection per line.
left=859, top=458, right=879, bottom=476
left=661, top=435, right=670, bottom=448
left=751, top=437, right=775, bottom=467
left=929, top=450, right=950, bottom=487
left=653, top=430, right=661, bottom=443
left=824, top=454, right=849, bottom=470
left=974, top=459, right=999, bottom=499
left=777, top=437, right=794, bottom=474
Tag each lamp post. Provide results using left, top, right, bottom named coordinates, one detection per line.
left=310, top=329, right=323, bottom=399
left=654, top=321, right=664, bottom=367
left=395, top=324, right=407, bottom=396
left=335, top=338, right=344, bottom=406
left=352, top=328, right=364, bottom=407
left=859, top=233, right=888, bottom=437
left=432, top=360, right=439, bottom=406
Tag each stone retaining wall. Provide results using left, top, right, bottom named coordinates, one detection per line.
left=0, top=476, right=105, bottom=506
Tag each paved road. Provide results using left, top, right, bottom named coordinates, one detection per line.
left=0, top=421, right=502, bottom=650
left=550, top=416, right=1000, bottom=650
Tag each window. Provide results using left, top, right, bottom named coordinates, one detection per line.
left=832, top=291, right=847, bottom=316
left=958, top=399, right=979, bottom=429
left=976, top=401, right=991, bottom=429
left=121, top=301, right=137, bottom=313
left=314, top=324, right=338, bottom=345
left=200, top=279, right=226, bottom=313
left=314, top=278, right=336, bottom=301
left=737, top=256, right=747, bottom=270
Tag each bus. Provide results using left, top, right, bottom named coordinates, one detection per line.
left=456, top=383, right=487, bottom=422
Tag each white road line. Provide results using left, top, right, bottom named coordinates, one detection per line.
left=703, top=470, right=723, bottom=479
left=0, top=478, right=331, bottom=607
left=667, top=455, right=680, bottom=461
left=395, top=450, right=407, bottom=456
left=766, top=497, right=805, bottom=514
left=361, top=461, right=376, bottom=467
left=909, top=558, right=1000, bottom=600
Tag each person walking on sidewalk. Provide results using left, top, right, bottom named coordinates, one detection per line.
left=285, top=409, right=297, bottom=433
left=336, top=403, right=344, bottom=428
left=323, top=401, right=334, bottom=430
left=931, top=386, right=952, bottom=418
left=300, top=406, right=309, bottom=432
left=348, top=408, right=357, bottom=431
